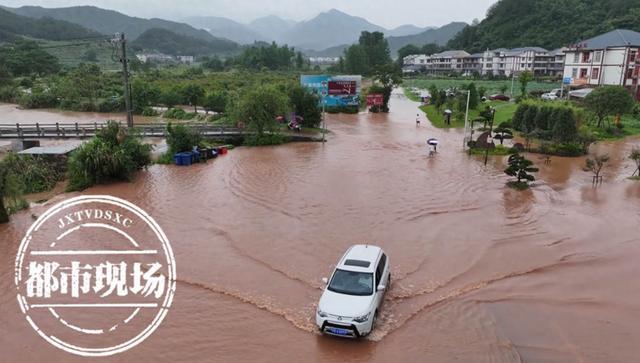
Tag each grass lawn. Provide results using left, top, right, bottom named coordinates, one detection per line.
left=580, top=115, right=640, bottom=140
left=406, top=87, right=519, bottom=129
left=404, top=78, right=558, bottom=96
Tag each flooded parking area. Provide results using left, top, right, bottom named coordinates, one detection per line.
left=1, top=92, right=640, bottom=362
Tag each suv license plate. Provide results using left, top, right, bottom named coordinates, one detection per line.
left=329, top=328, right=350, bottom=335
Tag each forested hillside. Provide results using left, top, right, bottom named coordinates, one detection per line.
left=4, top=5, right=217, bottom=42
left=448, top=0, right=640, bottom=52
left=132, top=28, right=238, bottom=56
left=0, top=8, right=99, bottom=42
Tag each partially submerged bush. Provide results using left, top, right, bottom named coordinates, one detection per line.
left=1, top=153, right=63, bottom=194
left=166, top=122, right=201, bottom=154
left=67, top=121, right=152, bottom=191
left=164, top=108, right=197, bottom=120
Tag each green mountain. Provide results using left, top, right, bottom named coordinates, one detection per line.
left=132, top=28, right=238, bottom=56
left=4, top=5, right=218, bottom=42
left=0, top=7, right=100, bottom=42
left=306, top=22, right=466, bottom=58
left=387, top=22, right=467, bottom=55
left=448, top=0, right=640, bottom=52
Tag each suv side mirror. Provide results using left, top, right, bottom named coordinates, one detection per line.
left=377, top=284, right=386, bottom=292
left=322, top=277, right=328, bottom=285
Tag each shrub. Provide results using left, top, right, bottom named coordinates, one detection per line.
left=18, top=91, right=59, bottom=109
left=98, top=97, right=123, bottom=113
left=141, top=107, right=159, bottom=117
left=288, top=85, right=321, bottom=127
left=0, top=86, right=17, bottom=103
left=1, top=153, right=63, bottom=194
left=553, top=142, right=587, bottom=156
left=67, top=121, right=152, bottom=191
left=633, top=103, right=640, bottom=118
left=166, top=123, right=201, bottom=154
left=164, top=108, right=197, bottom=120
left=326, top=106, right=359, bottom=114
left=244, top=133, right=288, bottom=146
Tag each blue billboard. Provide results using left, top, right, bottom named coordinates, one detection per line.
left=301, top=75, right=361, bottom=107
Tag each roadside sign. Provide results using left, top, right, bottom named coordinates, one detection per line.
left=563, top=77, right=572, bottom=85
left=366, top=94, right=384, bottom=106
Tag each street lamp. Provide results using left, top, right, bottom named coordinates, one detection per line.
left=461, top=89, right=471, bottom=149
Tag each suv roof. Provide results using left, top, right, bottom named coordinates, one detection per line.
left=338, top=245, right=382, bottom=273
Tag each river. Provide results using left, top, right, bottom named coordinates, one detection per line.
left=1, top=91, right=639, bottom=362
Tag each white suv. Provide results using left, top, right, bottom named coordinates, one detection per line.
left=316, top=245, right=390, bottom=338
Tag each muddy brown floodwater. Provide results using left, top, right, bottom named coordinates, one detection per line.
left=1, top=91, right=640, bottom=362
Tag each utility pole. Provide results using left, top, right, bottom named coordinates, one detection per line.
left=322, top=100, right=326, bottom=143
left=117, top=33, right=134, bottom=128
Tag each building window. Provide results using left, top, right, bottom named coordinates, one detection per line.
left=582, top=52, right=590, bottom=63
left=592, top=68, right=600, bottom=80
left=594, top=51, right=603, bottom=63
left=630, top=50, right=638, bottom=63
left=580, top=68, right=588, bottom=79
left=572, top=68, right=578, bottom=78
left=573, top=53, right=579, bottom=63
left=627, top=68, right=634, bottom=79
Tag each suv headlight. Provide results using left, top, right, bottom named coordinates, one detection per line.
left=353, top=313, right=371, bottom=323
left=317, top=309, right=328, bottom=318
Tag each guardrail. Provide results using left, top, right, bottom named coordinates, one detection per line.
left=0, top=122, right=243, bottom=139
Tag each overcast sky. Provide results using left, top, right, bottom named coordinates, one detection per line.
left=0, top=0, right=497, bottom=28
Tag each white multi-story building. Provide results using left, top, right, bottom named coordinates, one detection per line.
left=563, top=29, right=640, bottom=98
left=481, top=47, right=565, bottom=77
left=403, top=48, right=565, bottom=77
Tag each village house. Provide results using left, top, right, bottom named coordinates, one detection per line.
left=562, top=29, right=640, bottom=99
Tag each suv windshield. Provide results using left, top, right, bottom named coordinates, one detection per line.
left=328, top=269, right=373, bottom=296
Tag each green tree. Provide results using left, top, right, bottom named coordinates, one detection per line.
left=202, top=91, right=228, bottom=114
left=232, top=85, right=290, bottom=144
left=585, top=154, right=610, bottom=183
left=358, top=31, right=391, bottom=70
left=466, top=82, right=479, bottom=109
left=435, top=89, right=447, bottom=111
left=0, top=40, right=60, bottom=76
left=181, top=84, right=205, bottom=113
left=584, top=86, right=635, bottom=128
left=499, top=84, right=508, bottom=95
left=552, top=108, right=578, bottom=142
left=344, top=44, right=369, bottom=75
left=295, top=51, right=305, bottom=70
left=397, top=44, right=422, bottom=66
left=82, top=49, right=98, bottom=62
left=494, top=125, right=513, bottom=145
left=421, top=43, right=443, bottom=55
left=131, top=78, right=160, bottom=114
left=288, top=85, right=321, bottom=128
left=518, top=70, right=533, bottom=97
left=159, top=87, right=182, bottom=109
left=478, top=86, right=487, bottom=99
left=505, top=153, right=538, bottom=187
left=372, top=63, right=402, bottom=112
left=201, top=56, right=224, bottom=71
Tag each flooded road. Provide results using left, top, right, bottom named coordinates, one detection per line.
left=1, top=91, right=640, bottom=362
